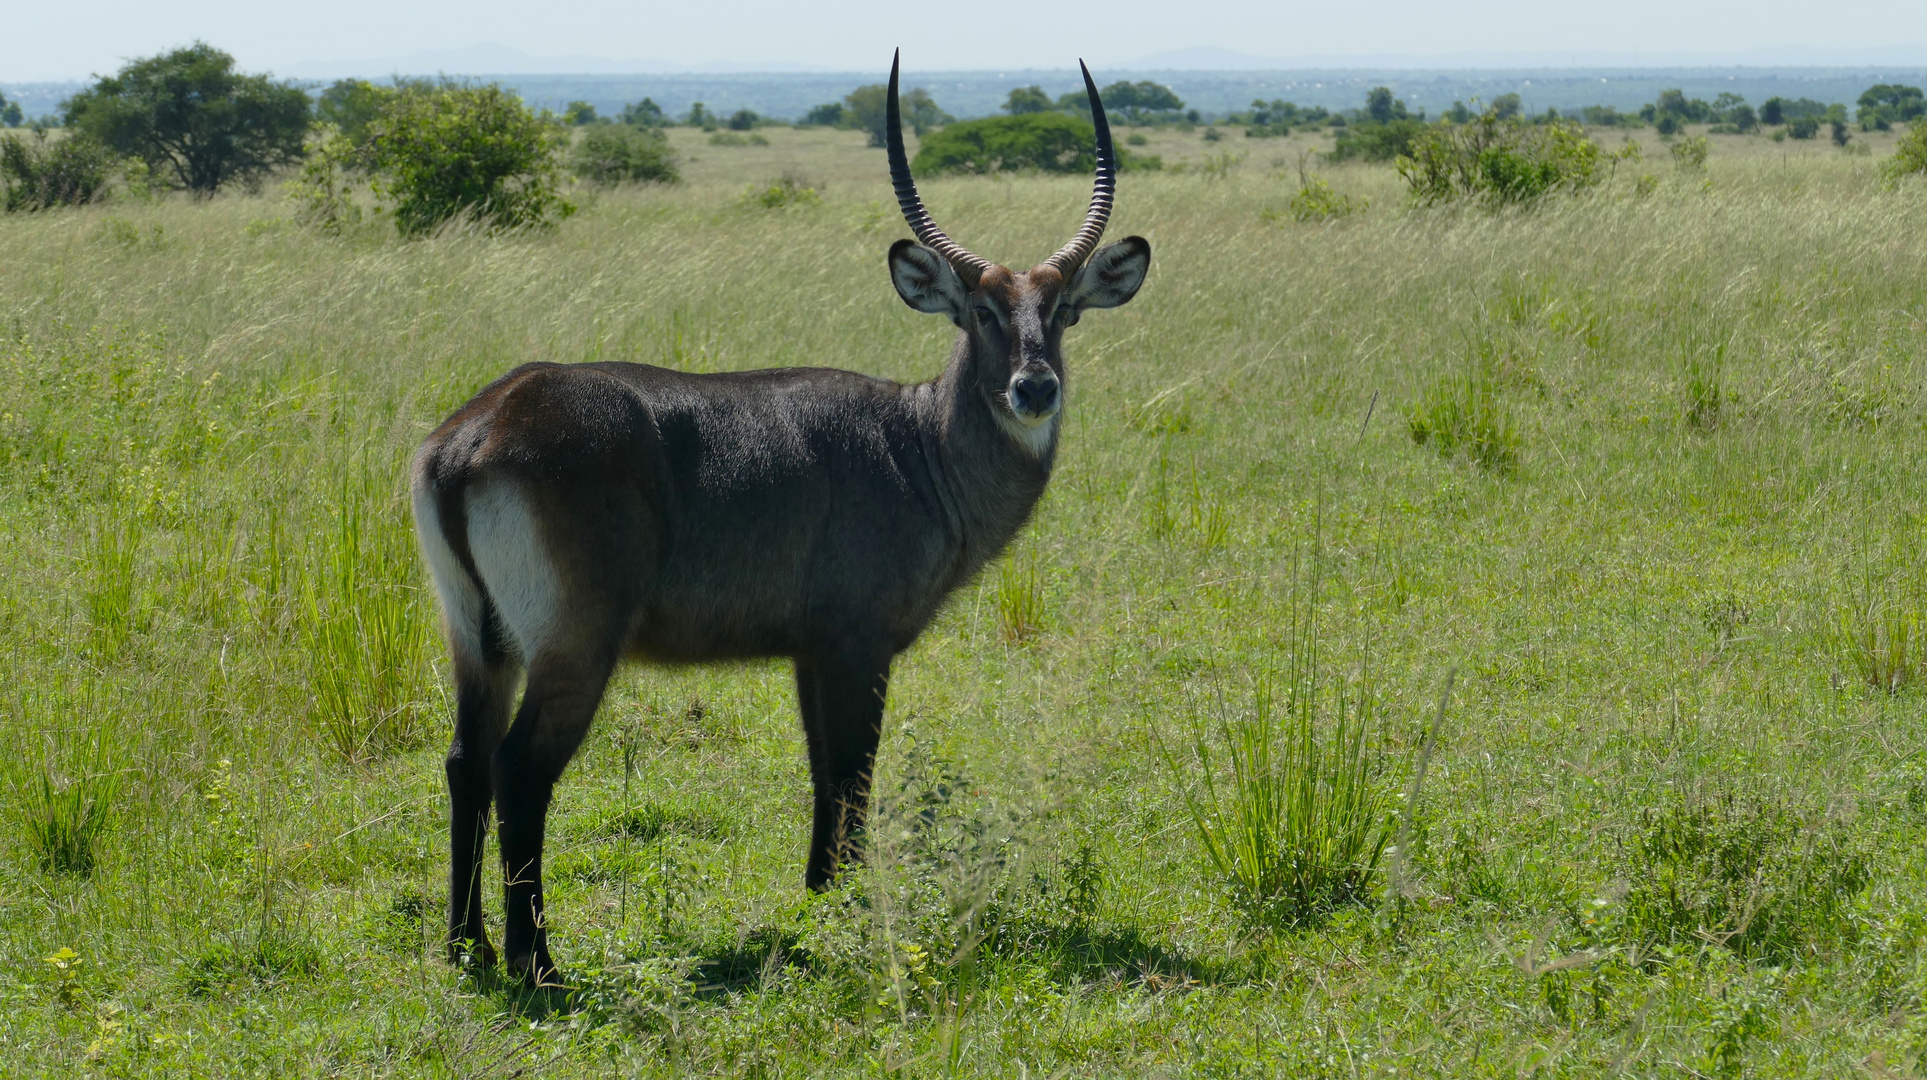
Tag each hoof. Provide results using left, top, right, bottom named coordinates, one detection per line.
left=506, top=950, right=565, bottom=989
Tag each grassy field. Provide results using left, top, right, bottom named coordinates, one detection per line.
left=2, top=122, right=1927, bottom=1077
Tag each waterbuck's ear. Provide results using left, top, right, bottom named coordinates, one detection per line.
left=1065, top=236, right=1151, bottom=315
left=889, top=239, right=969, bottom=325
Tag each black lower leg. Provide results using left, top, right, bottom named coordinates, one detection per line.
left=798, top=653, right=890, bottom=891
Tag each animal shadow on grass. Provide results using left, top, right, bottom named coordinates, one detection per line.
left=982, top=915, right=1219, bottom=989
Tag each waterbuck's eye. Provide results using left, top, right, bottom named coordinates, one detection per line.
left=974, top=304, right=999, bottom=325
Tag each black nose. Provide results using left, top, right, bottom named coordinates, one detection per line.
left=1010, top=372, right=1060, bottom=416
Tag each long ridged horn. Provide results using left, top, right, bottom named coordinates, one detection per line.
left=886, top=49, right=993, bottom=287
left=1044, top=60, right=1116, bottom=275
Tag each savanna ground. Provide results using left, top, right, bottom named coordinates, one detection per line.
left=2, top=120, right=1927, bottom=1077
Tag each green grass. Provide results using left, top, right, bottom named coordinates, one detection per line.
left=1, top=123, right=1926, bottom=1075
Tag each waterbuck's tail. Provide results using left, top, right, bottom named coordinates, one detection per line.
left=411, top=448, right=509, bottom=672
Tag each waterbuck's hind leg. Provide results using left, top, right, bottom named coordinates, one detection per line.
left=446, top=649, right=517, bottom=967
left=493, top=646, right=617, bottom=986
left=795, top=650, right=892, bottom=891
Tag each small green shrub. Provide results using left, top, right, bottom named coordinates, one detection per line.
left=1787, top=116, right=1820, bottom=139
left=1879, top=124, right=1927, bottom=186
left=1168, top=664, right=1393, bottom=929
left=284, top=125, right=364, bottom=233
left=1398, top=112, right=1610, bottom=207
left=1, top=131, right=116, bottom=212
left=1670, top=135, right=1710, bottom=170
left=1619, top=790, right=1870, bottom=963
left=741, top=174, right=819, bottom=209
left=1284, top=177, right=1366, bottom=221
left=366, top=81, right=572, bottom=235
left=1408, top=370, right=1520, bottom=471
left=571, top=124, right=679, bottom=185
left=707, top=130, right=768, bottom=147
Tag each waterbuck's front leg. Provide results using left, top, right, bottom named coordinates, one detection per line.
left=492, top=648, right=615, bottom=986
left=795, top=650, right=892, bottom=890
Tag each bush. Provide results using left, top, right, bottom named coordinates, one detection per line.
left=800, top=102, right=845, bottom=127
left=571, top=124, right=678, bottom=185
left=366, top=81, right=572, bottom=235
left=1787, top=116, right=1820, bottom=139
left=563, top=100, right=597, bottom=126
left=62, top=42, right=310, bottom=196
left=727, top=108, right=760, bottom=131
left=1880, top=124, right=1927, bottom=185
left=1329, top=119, right=1426, bottom=162
left=0, top=92, right=22, bottom=128
left=1397, top=111, right=1608, bottom=208
left=912, top=113, right=1096, bottom=175
left=1670, top=135, right=1709, bottom=170
left=1, top=131, right=116, bottom=211
left=316, top=79, right=386, bottom=143
left=1283, top=177, right=1366, bottom=222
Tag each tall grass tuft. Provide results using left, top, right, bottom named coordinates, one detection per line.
left=1408, top=369, right=1520, bottom=472
left=83, top=515, right=143, bottom=657
left=301, top=467, right=441, bottom=763
left=1840, top=599, right=1927, bottom=692
left=1166, top=594, right=1393, bottom=928
left=15, top=728, right=121, bottom=877
left=995, top=552, right=1045, bottom=643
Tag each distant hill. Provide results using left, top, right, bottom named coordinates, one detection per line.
left=7, top=65, right=1926, bottom=127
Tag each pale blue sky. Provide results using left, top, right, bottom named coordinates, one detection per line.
left=6, top=0, right=1927, bottom=82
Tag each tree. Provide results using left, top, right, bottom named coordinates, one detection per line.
left=569, top=124, right=677, bottom=185
left=1003, top=86, right=1052, bottom=115
left=318, top=79, right=389, bottom=143
left=621, top=98, right=668, bottom=127
left=365, top=81, right=571, bottom=235
left=61, top=42, right=310, bottom=196
left=1857, top=84, right=1925, bottom=130
left=727, top=108, right=759, bottom=131
left=1760, top=97, right=1785, bottom=126
left=563, top=101, right=597, bottom=126
left=1490, top=94, right=1523, bottom=121
left=801, top=102, right=845, bottom=126
left=1831, top=119, right=1852, bottom=147
left=1064, top=80, right=1184, bottom=125
left=686, top=102, right=712, bottom=129
left=1365, top=87, right=1407, bottom=123
left=0, top=92, right=22, bottom=128
left=845, top=84, right=950, bottom=147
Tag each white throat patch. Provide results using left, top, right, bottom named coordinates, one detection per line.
left=997, top=408, right=1059, bottom=458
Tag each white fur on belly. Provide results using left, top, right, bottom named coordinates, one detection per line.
left=466, top=482, right=561, bottom=660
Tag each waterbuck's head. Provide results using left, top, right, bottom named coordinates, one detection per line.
left=883, top=52, right=1151, bottom=447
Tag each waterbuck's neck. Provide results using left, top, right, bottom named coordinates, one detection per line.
left=916, top=330, right=1057, bottom=578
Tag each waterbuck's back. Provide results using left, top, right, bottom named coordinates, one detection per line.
left=418, top=361, right=966, bottom=665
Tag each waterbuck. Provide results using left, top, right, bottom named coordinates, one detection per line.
left=411, top=52, right=1151, bottom=984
